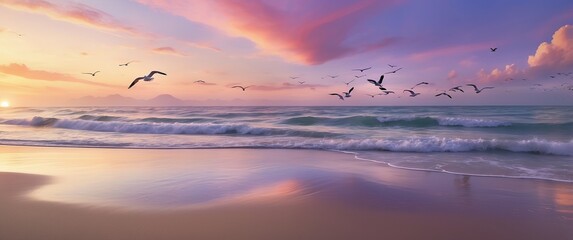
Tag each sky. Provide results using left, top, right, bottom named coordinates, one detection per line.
left=0, top=0, right=572, bottom=106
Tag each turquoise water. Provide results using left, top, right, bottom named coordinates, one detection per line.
left=0, top=106, right=572, bottom=182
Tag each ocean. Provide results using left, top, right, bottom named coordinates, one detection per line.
left=0, top=106, right=572, bottom=182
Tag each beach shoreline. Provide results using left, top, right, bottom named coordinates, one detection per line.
left=0, top=145, right=572, bottom=239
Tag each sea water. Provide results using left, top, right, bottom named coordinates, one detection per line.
left=0, top=106, right=571, bottom=182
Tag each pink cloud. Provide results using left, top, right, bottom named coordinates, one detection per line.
left=0, top=0, right=137, bottom=35
left=0, top=63, right=118, bottom=88
left=528, top=25, right=573, bottom=69
left=447, top=70, right=458, bottom=80
left=476, top=64, right=523, bottom=83
left=152, top=47, right=187, bottom=56
left=137, top=0, right=401, bottom=65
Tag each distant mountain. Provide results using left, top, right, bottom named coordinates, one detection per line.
left=147, top=94, right=187, bottom=106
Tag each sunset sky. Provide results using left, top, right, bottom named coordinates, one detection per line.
left=1, top=0, right=572, bottom=106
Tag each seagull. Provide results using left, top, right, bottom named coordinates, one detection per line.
left=128, top=71, right=167, bottom=89
left=403, top=89, right=420, bottom=97
left=329, top=93, right=344, bottom=100
left=344, top=79, right=355, bottom=85
left=194, top=80, right=206, bottom=84
left=381, top=90, right=395, bottom=95
left=435, top=92, right=452, bottom=99
left=298, top=81, right=305, bottom=84
left=411, top=82, right=429, bottom=89
left=353, top=67, right=372, bottom=72
left=388, top=64, right=397, bottom=68
left=367, top=74, right=386, bottom=90
left=448, top=86, right=464, bottom=93
left=119, top=61, right=136, bottom=67
left=82, top=71, right=99, bottom=77
left=343, top=87, right=354, bottom=98
left=466, top=84, right=494, bottom=93
left=289, top=76, right=300, bottom=79
left=385, top=67, right=403, bottom=74
left=355, top=75, right=367, bottom=78
left=490, top=48, right=497, bottom=52
left=232, top=85, right=251, bottom=91
left=365, top=94, right=377, bottom=98
left=328, top=75, right=339, bottom=78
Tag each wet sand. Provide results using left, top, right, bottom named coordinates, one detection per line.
left=0, top=146, right=572, bottom=240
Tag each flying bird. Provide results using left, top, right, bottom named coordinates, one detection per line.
left=367, top=74, right=386, bottom=90
left=385, top=67, right=403, bottom=74
left=355, top=75, right=367, bottom=78
left=435, top=92, right=452, bottom=99
left=466, top=84, right=494, bottom=93
left=344, top=79, right=355, bottom=85
left=82, top=71, right=100, bottom=76
left=403, top=89, right=420, bottom=97
left=329, top=93, right=344, bottom=100
left=343, top=87, right=354, bottom=98
left=298, top=81, right=305, bottom=85
left=448, top=86, right=464, bottom=93
left=411, top=82, right=429, bottom=89
left=490, top=48, right=497, bottom=52
left=353, top=67, right=372, bottom=72
left=194, top=80, right=206, bottom=84
left=328, top=75, right=339, bottom=78
left=289, top=76, right=300, bottom=79
left=381, top=90, right=395, bottom=95
left=232, top=85, right=251, bottom=91
left=119, top=61, right=136, bottom=66
left=388, top=64, right=397, bottom=68
left=365, top=94, right=377, bottom=98
left=128, top=71, right=167, bottom=89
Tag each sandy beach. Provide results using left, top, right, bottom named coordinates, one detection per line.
left=0, top=146, right=572, bottom=240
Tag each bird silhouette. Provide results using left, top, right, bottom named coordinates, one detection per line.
left=344, top=79, right=355, bottom=85
left=490, top=48, right=497, bottom=52
left=232, top=85, right=251, bottom=91
left=82, top=71, right=100, bottom=76
left=403, top=89, right=420, bottom=97
left=448, top=86, right=464, bottom=93
left=435, top=92, right=452, bottom=98
left=466, top=84, right=494, bottom=93
left=411, top=82, right=429, bottom=89
left=329, top=93, right=344, bottom=100
left=352, top=67, right=372, bottom=72
left=128, top=71, right=166, bottom=89
left=385, top=67, right=403, bottom=74
left=367, top=74, right=386, bottom=90
left=119, top=61, right=136, bottom=66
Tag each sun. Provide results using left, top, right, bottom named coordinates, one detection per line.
left=1, top=101, right=10, bottom=108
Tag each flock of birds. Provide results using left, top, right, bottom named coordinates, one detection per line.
left=325, top=64, right=497, bottom=101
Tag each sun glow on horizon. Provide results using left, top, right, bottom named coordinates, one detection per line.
left=1, top=101, right=10, bottom=108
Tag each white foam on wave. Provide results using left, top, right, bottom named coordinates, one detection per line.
left=263, top=137, right=573, bottom=156
left=437, top=117, right=511, bottom=127
left=4, top=117, right=271, bottom=135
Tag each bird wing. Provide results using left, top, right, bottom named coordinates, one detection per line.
left=149, top=71, right=167, bottom=77
left=481, top=87, right=495, bottom=90
left=367, top=79, right=378, bottom=85
left=348, top=87, right=354, bottom=93
left=446, top=93, right=452, bottom=98
left=403, top=90, right=414, bottom=94
left=232, top=86, right=244, bottom=89
left=466, top=84, right=478, bottom=91
left=329, top=93, right=344, bottom=100
left=128, top=77, right=144, bottom=89
left=378, top=75, right=385, bottom=84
